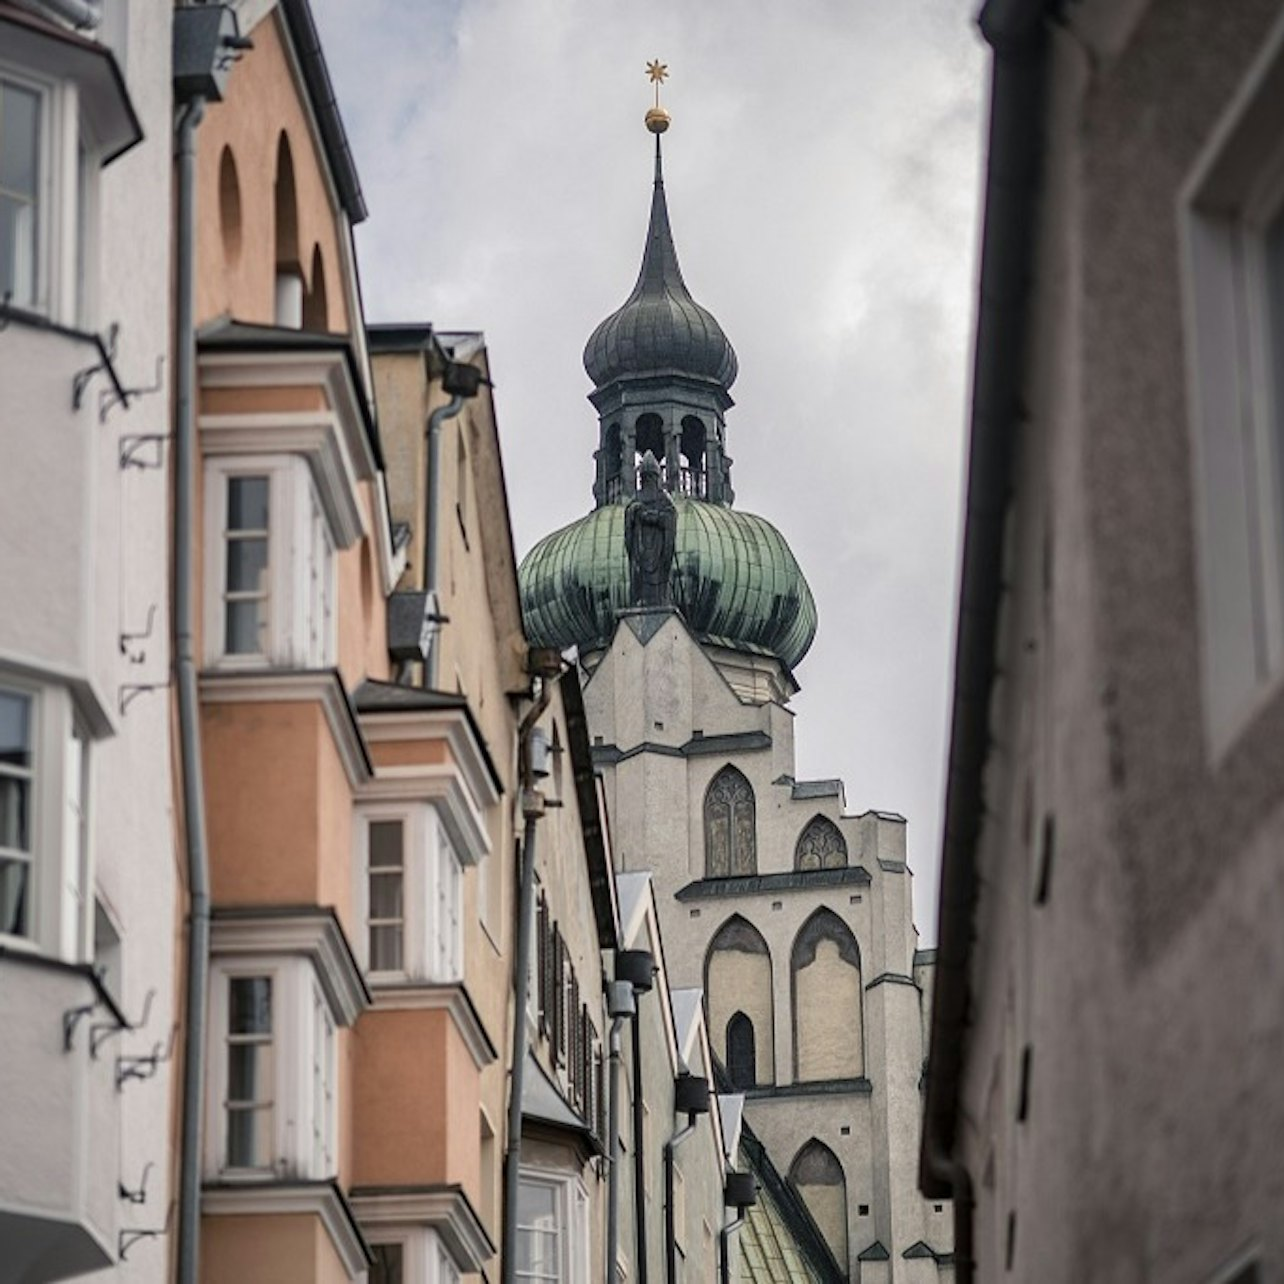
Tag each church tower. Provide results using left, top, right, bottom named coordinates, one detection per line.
left=519, top=85, right=951, bottom=1281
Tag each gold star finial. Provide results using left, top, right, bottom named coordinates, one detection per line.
left=645, top=60, right=671, bottom=134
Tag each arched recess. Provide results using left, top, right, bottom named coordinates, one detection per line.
left=604, top=423, right=622, bottom=494
left=791, top=909, right=863, bottom=1081
left=303, top=244, right=328, bottom=332
left=704, top=765, right=756, bottom=877
left=633, top=412, right=664, bottom=468
left=789, top=1140, right=848, bottom=1267
left=726, top=1012, right=756, bottom=1090
left=273, top=132, right=303, bottom=326
left=679, top=416, right=706, bottom=497
left=218, top=145, right=242, bottom=265
left=795, top=815, right=847, bottom=871
left=704, top=916, right=774, bottom=1085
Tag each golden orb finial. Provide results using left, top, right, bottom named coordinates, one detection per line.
left=645, top=59, right=670, bottom=134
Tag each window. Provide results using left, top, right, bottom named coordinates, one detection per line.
left=357, top=805, right=462, bottom=983
left=726, top=1012, right=756, bottom=1090
left=704, top=765, right=756, bottom=877
left=0, top=676, right=91, bottom=958
left=0, top=76, right=40, bottom=309
left=367, top=818, right=404, bottom=974
left=1183, top=26, right=1284, bottom=751
left=225, top=975, right=274, bottom=1171
left=515, top=1173, right=588, bottom=1284
left=367, top=1231, right=463, bottom=1284
left=208, top=958, right=338, bottom=1179
left=0, top=687, right=34, bottom=937
left=204, top=457, right=336, bottom=669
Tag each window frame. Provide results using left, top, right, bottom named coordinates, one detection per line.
left=355, top=802, right=464, bottom=985
left=514, top=1170, right=589, bottom=1284
left=203, top=455, right=337, bottom=671
left=1181, top=21, right=1284, bottom=756
left=0, top=672, right=91, bottom=961
left=366, top=1228, right=464, bottom=1284
left=205, top=955, right=340, bottom=1181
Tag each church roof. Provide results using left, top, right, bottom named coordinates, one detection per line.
left=520, top=499, right=816, bottom=671
left=583, top=137, right=738, bottom=394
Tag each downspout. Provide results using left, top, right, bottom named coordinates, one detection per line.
left=630, top=1019, right=649, bottom=1284
left=919, top=4, right=1050, bottom=1281
left=174, top=94, right=210, bottom=1284
left=421, top=393, right=463, bottom=689
left=500, top=662, right=560, bottom=1284
left=605, top=982, right=636, bottom=1283
left=663, top=1117, right=698, bottom=1284
left=718, top=1214, right=745, bottom=1284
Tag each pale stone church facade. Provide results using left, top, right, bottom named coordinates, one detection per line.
left=520, top=126, right=952, bottom=1280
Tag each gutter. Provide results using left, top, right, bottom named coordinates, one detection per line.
left=919, top=0, right=1053, bottom=1275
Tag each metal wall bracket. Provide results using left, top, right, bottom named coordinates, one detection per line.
left=116, top=1023, right=177, bottom=1090
left=72, top=323, right=120, bottom=410
left=118, top=1201, right=173, bottom=1261
left=120, top=434, right=170, bottom=470
left=63, top=1001, right=97, bottom=1052
left=91, top=987, right=154, bottom=1059
left=118, top=682, right=166, bottom=716
left=119, top=605, right=158, bottom=665
left=101, top=354, right=164, bottom=423
left=119, top=1162, right=154, bottom=1206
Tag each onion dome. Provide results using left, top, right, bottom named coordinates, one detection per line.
left=583, top=139, right=738, bottom=395
left=520, top=500, right=817, bottom=672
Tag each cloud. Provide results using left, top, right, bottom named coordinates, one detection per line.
left=311, top=0, right=987, bottom=940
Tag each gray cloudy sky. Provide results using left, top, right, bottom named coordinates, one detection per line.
left=311, top=0, right=988, bottom=942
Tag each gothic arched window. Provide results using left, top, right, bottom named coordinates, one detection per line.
left=795, top=815, right=847, bottom=871
left=726, top=1012, right=756, bottom=1089
left=705, top=766, right=756, bottom=878
left=789, top=1140, right=849, bottom=1266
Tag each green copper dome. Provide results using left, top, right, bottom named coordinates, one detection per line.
left=520, top=499, right=817, bottom=671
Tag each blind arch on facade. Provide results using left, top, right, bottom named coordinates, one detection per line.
left=790, top=908, right=863, bottom=1083
left=704, top=765, right=756, bottom=878
left=704, top=915, right=774, bottom=1086
left=789, top=1139, right=849, bottom=1268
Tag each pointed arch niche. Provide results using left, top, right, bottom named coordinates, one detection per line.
left=704, top=765, right=756, bottom=877
left=791, top=909, right=863, bottom=1082
left=704, top=916, right=774, bottom=1085
left=794, top=814, right=847, bottom=870
left=789, top=1140, right=848, bottom=1267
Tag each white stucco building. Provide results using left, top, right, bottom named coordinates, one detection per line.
left=0, top=1, right=178, bottom=1278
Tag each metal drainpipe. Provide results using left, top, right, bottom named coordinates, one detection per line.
left=500, top=669, right=560, bottom=1284
left=421, top=393, right=464, bottom=689
left=606, top=1014, right=626, bottom=1280
left=631, top=1019, right=649, bottom=1284
left=663, top=1116, right=698, bottom=1284
left=174, top=94, right=210, bottom=1284
left=719, top=1213, right=746, bottom=1284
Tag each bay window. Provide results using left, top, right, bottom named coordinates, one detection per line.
left=357, top=804, right=462, bottom=984
left=204, top=456, right=336, bottom=669
left=207, top=957, right=338, bottom=1180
